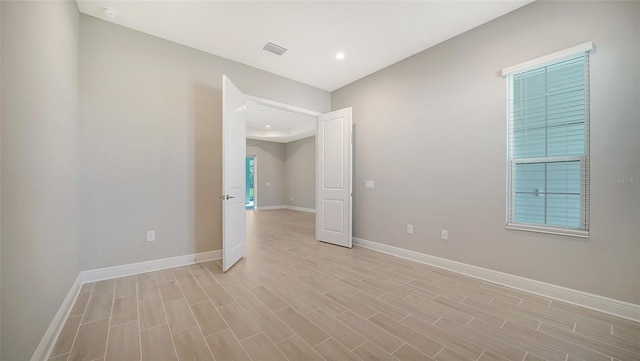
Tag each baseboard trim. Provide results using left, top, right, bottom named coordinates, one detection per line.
left=194, top=250, right=222, bottom=263
left=353, top=238, right=640, bottom=322
left=252, top=205, right=316, bottom=213
left=286, top=206, right=316, bottom=213
left=31, top=275, right=83, bottom=361
left=254, top=205, right=287, bottom=211
left=81, top=250, right=222, bottom=283
left=35, top=250, right=222, bottom=360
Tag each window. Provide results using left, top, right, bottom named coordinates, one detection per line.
left=504, top=43, right=592, bottom=236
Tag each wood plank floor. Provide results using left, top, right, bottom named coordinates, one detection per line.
left=50, top=209, right=640, bottom=361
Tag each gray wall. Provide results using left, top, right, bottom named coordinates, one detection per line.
left=332, top=0, right=640, bottom=304
left=285, top=136, right=316, bottom=209
left=247, top=140, right=287, bottom=207
left=246, top=137, right=316, bottom=210
left=1, top=2, right=80, bottom=360
left=79, top=15, right=330, bottom=270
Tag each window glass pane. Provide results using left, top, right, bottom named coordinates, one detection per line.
left=515, top=163, right=545, bottom=224
left=514, top=70, right=546, bottom=132
left=547, top=161, right=581, bottom=194
left=513, top=128, right=545, bottom=158
left=547, top=123, right=585, bottom=156
left=547, top=194, right=581, bottom=228
left=547, top=92, right=585, bottom=126
left=515, top=163, right=545, bottom=193
left=515, top=193, right=545, bottom=224
left=547, top=56, right=584, bottom=80
left=513, top=105, right=546, bottom=130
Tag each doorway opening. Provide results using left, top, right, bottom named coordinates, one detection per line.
left=221, top=75, right=353, bottom=272
left=246, top=155, right=256, bottom=209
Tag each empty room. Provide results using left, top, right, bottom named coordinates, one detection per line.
left=1, top=1, right=639, bottom=361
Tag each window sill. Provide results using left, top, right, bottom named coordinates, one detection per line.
left=506, top=223, right=589, bottom=238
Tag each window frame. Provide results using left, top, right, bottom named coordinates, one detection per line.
left=504, top=43, right=592, bottom=237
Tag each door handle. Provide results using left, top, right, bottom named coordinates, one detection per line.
left=219, top=195, right=236, bottom=200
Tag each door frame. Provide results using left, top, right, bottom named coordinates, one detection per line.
left=242, top=95, right=352, bottom=245
left=246, top=154, right=257, bottom=209
left=246, top=94, right=322, bottom=211
left=246, top=95, right=321, bottom=118
left=245, top=95, right=321, bottom=214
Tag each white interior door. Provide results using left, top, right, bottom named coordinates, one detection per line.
left=316, top=108, right=352, bottom=248
left=222, top=75, right=247, bottom=271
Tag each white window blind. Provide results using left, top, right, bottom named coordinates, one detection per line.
left=505, top=46, right=591, bottom=237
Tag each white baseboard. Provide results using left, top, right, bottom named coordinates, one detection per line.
left=194, top=250, right=222, bottom=263
left=35, top=250, right=222, bottom=360
left=254, top=205, right=287, bottom=211
left=81, top=250, right=222, bottom=283
left=31, top=275, right=83, bottom=361
left=354, top=238, right=640, bottom=322
left=286, top=205, right=316, bottom=213
left=252, top=205, right=316, bottom=213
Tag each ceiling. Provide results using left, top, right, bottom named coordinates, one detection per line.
left=245, top=101, right=316, bottom=143
left=76, top=1, right=533, bottom=92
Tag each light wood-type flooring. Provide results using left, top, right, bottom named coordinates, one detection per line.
left=49, top=209, right=640, bottom=361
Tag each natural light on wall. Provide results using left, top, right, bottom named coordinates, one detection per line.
left=503, top=42, right=593, bottom=237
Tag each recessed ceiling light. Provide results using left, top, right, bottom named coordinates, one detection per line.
left=103, top=7, right=118, bottom=18
left=336, top=52, right=345, bottom=60
left=266, top=125, right=271, bottom=128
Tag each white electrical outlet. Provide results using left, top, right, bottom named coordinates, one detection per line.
left=407, top=224, right=413, bottom=234
left=147, top=231, right=155, bottom=242
left=364, top=181, right=374, bottom=189
left=441, top=230, right=448, bottom=240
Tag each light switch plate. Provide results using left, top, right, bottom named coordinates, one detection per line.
left=364, top=180, right=374, bottom=189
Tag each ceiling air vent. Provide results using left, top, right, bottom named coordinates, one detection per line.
left=262, top=42, right=288, bottom=56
